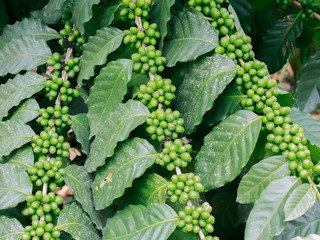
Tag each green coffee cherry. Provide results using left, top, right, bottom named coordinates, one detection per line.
left=167, top=173, right=204, bottom=204
left=178, top=202, right=215, bottom=236
left=146, top=108, right=185, bottom=141
left=156, top=139, right=192, bottom=170
left=137, top=75, right=176, bottom=109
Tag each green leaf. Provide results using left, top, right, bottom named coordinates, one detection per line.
left=151, top=0, right=175, bottom=50
left=0, top=18, right=60, bottom=44
left=237, top=156, right=290, bottom=204
left=284, top=184, right=316, bottom=222
left=163, top=8, right=219, bottom=67
left=0, top=73, right=46, bottom=119
left=9, top=98, right=40, bottom=123
left=77, top=27, right=125, bottom=84
left=102, top=203, right=178, bottom=240
left=92, top=138, right=157, bottom=210
left=72, top=0, right=101, bottom=34
left=307, top=140, right=320, bottom=163
left=229, top=0, right=253, bottom=34
left=99, top=3, right=122, bottom=28
left=130, top=173, right=168, bottom=206
left=84, top=100, right=149, bottom=172
left=257, top=14, right=303, bottom=74
left=69, top=114, right=90, bottom=155
left=0, top=36, right=51, bottom=76
left=6, top=145, right=34, bottom=171
left=195, top=110, right=262, bottom=191
left=0, top=120, right=35, bottom=158
left=64, top=165, right=103, bottom=230
left=55, top=202, right=101, bottom=240
left=84, top=3, right=122, bottom=37
left=292, top=234, right=320, bottom=240
left=296, top=49, right=320, bottom=112
left=87, top=59, right=133, bottom=137
left=175, top=54, right=237, bottom=134
left=168, top=228, right=200, bottom=240
left=290, top=108, right=320, bottom=148
left=0, top=215, right=24, bottom=240
left=277, top=87, right=296, bottom=108
left=0, top=73, right=45, bottom=120
left=0, top=164, right=33, bottom=210
left=228, top=4, right=246, bottom=35
left=245, top=176, right=301, bottom=240
left=0, top=1, right=8, bottom=35
left=275, top=201, right=320, bottom=240
left=32, top=0, right=67, bottom=25
left=203, top=81, right=245, bottom=127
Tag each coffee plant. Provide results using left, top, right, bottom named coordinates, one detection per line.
left=1, top=0, right=320, bottom=239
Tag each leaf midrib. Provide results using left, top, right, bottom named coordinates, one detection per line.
left=10, top=160, right=32, bottom=169
left=0, top=135, right=32, bottom=145
left=167, top=37, right=218, bottom=46
left=69, top=115, right=90, bottom=135
left=285, top=185, right=314, bottom=220
left=266, top=13, right=302, bottom=58
left=146, top=183, right=169, bottom=205
left=106, top=153, right=159, bottom=183
left=255, top=178, right=300, bottom=239
left=0, top=81, right=45, bottom=118
left=202, top=115, right=262, bottom=179
left=195, top=68, right=236, bottom=100
left=82, top=31, right=125, bottom=77
left=0, top=186, right=29, bottom=195
left=96, top=152, right=159, bottom=193
left=88, top=112, right=149, bottom=171
left=279, top=215, right=320, bottom=235
left=0, top=52, right=51, bottom=61
left=239, top=159, right=289, bottom=201
left=93, top=61, right=132, bottom=133
left=106, top=217, right=179, bottom=240
left=0, top=231, right=24, bottom=239
left=55, top=222, right=97, bottom=234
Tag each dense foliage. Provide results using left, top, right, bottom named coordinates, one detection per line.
left=0, top=0, right=320, bottom=240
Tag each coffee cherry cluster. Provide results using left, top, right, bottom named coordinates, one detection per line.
left=45, top=52, right=80, bottom=104
left=146, top=108, right=185, bottom=141
left=59, top=22, right=84, bottom=48
left=189, top=0, right=235, bottom=36
left=47, top=52, right=63, bottom=73
left=28, top=155, right=65, bottom=189
left=125, top=2, right=220, bottom=239
left=63, top=57, right=80, bottom=79
left=32, top=130, right=70, bottom=157
left=236, top=60, right=277, bottom=113
left=155, top=139, right=192, bottom=171
left=167, top=173, right=204, bottom=204
left=234, top=58, right=320, bottom=183
left=37, top=105, right=72, bottom=133
left=300, top=0, right=320, bottom=20
left=61, top=7, right=72, bottom=25
left=177, top=202, right=217, bottom=238
left=120, top=0, right=151, bottom=22
left=22, top=191, right=63, bottom=240
left=123, top=25, right=160, bottom=49
left=137, top=75, right=176, bottom=110
left=265, top=121, right=318, bottom=177
left=44, top=76, right=80, bottom=104
left=130, top=46, right=166, bottom=74
left=276, top=0, right=320, bottom=20
left=215, top=32, right=255, bottom=64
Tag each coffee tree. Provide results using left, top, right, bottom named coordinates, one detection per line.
left=1, top=0, right=320, bottom=239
